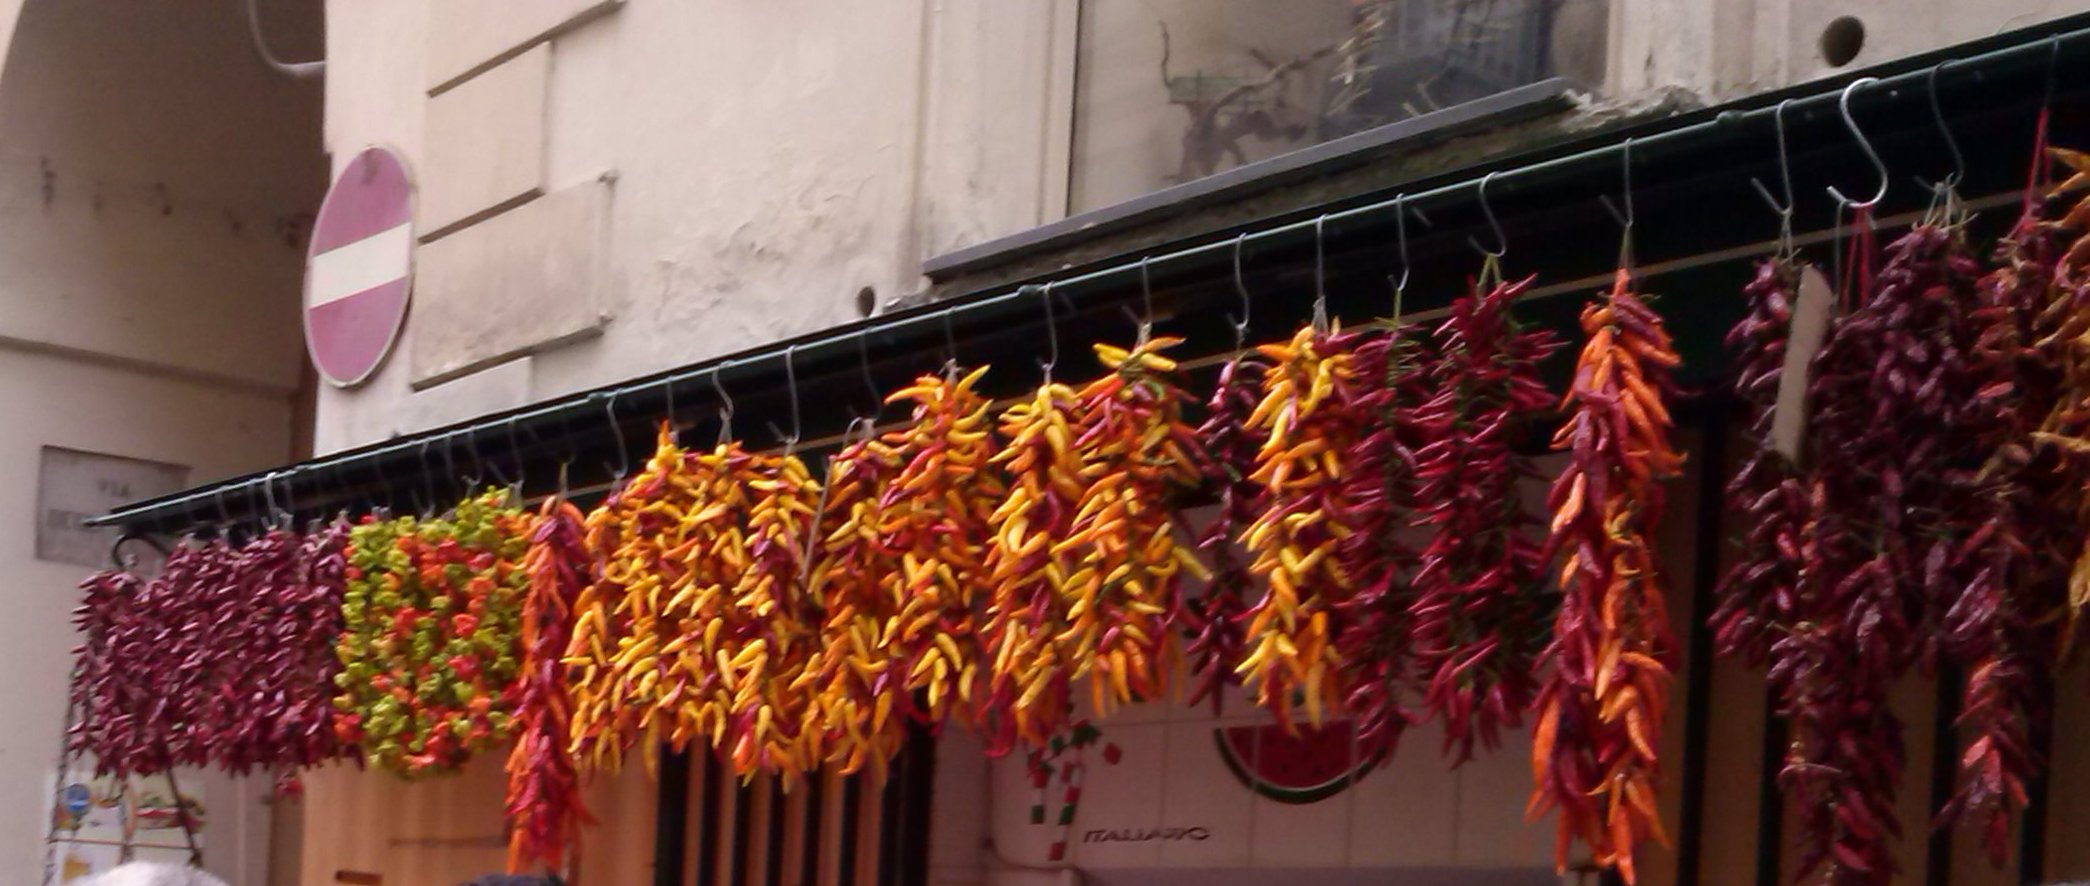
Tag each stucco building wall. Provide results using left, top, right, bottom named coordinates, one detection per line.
left=0, top=0, right=324, bottom=881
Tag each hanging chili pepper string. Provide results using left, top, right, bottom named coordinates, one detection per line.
left=337, top=489, right=532, bottom=778
left=1711, top=259, right=1807, bottom=666
left=806, top=422, right=909, bottom=775
left=670, top=437, right=761, bottom=771
left=1933, top=170, right=2074, bottom=862
left=73, top=521, right=356, bottom=787
left=981, top=379, right=1084, bottom=752
left=1531, top=270, right=1683, bottom=885
left=881, top=367, right=1002, bottom=729
left=565, top=425, right=696, bottom=775
left=717, top=446, right=821, bottom=781
left=507, top=495, right=594, bottom=874
left=1180, top=352, right=1267, bottom=716
left=1239, top=324, right=1364, bottom=730
left=1409, top=274, right=1558, bottom=763
left=1333, top=314, right=1428, bottom=761
left=1785, top=220, right=1984, bottom=882
left=1062, top=335, right=1207, bottom=718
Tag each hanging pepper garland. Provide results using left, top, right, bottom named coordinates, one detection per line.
left=1180, top=351, right=1269, bottom=715
left=1239, top=324, right=1364, bottom=729
left=806, top=424, right=909, bottom=774
left=73, top=525, right=353, bottom=787
left=1934, top=178, right=2077, bottom=861
left=652, top=438, right=763, bottom=764
left=209, top=528, right=303, bottom=776
left=71, top=568, right=154, bottom=779
left=275, top=520, right=354, bottom=792
left=881, top=366, right=1004, bottom=726
left=566, top=425, right=711, bottom=773
left=1783, top=221, right=1984, bottom=881
left=1531, top=270, right=1682, bottom=885
left=1409, top=272, right=1559, bottom=763
left=133, top=539, right=235, bottom=770
left=507, top=494, right=594, bottom=875
left=2036, top=147, right=2090, bottom=641
left=1061, top=335, right=1207, bottom=716
left=1334, top=317, right=1428, bottom=761
left=713, top=446, right=821, bottom=780
left=981, top=379, right=1085, bottom=752
left=335, top=489, right=531, bottom=777
left=1711, top=258, right=1809, bottom=666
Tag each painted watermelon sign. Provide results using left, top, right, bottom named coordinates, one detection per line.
left=303, top=146, right=415, bottom=388
left=1215, top=719, right=1381, bottom=804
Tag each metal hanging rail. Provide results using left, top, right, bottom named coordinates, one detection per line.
left=86, top=16, right=2090, bottom=533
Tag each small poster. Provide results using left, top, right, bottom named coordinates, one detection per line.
left=35, top=446, right=189, bottom=568
left=46, top=757, right=205, bottom=886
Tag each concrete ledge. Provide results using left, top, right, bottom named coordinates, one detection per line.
left=421, top=44, right=551, bottom=238
left=409, top=180, right=611, bottom=388
left=921, top=79, right=1575, bottom=281
left=426, top=0, right=623, bottom=95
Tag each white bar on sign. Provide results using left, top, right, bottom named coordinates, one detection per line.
left=308, top=223, right=413, bottom=307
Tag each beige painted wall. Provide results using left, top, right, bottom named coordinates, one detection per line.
left=0, top=0, right=323, bottom=881
left=1612, top=0, right=2090, bottom=98
left=310, top=0, right=2090, bottom=455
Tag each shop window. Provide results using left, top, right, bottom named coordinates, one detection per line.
left=1069, top=0, right=1607, bottom=213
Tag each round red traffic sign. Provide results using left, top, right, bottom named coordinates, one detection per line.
left=303, top=146, right=415, bottom=388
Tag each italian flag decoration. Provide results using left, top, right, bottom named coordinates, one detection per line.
left=1023, top=721, right=1121, bottom=861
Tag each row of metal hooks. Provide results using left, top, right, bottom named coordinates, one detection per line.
left=89, top=26, right=2082, bottom=537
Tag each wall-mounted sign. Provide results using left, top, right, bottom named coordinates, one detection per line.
left=304, top=145, right=416, bottom=388
left=35, top=447, right=189, bottom=568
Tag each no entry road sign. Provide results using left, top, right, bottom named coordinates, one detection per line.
left=304, top=146, right=415, bottom=388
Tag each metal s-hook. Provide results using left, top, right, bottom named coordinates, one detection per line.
left=1598, top=138, right=1635, bottom=229
left=783, top=344, right=803, bottom=450
left=415, top=439, right=436, bottom=517
left=1599, top=138, right=1636, bottom=269
left=1469, top=171, right=1508, bottom=289
left=712, top=359, right=737, bottom=444
left=1311, top=215, right=1330, bottom=332
left=459, top=429, right=485, bottom=491
left=213, top=485, right=233, bottom=531
left=280, top=467, right=301, bottom=527
left=488, top=416, right=522, bottom=490
left=439, top=431, right=464, bottom=501
left=1917, top=61, right=1967, bottom=201
left=1037, top=282, right=1060, bottom=383
left=1138, top=257, right=1156, bottom=327
left=2041, top=34, right=2062, bottom=115
left=1390, top=193, right=1431, bottom=303
left=109, top=531, right=168, bottom=572
left=1468, top=172, right=1508, bottom=260
left=1229, top=233, right=1252, bottom=348
left=1825, top=77, right=1889, bottom=210
left=856, top=329, right=883, bottom=420
left=1749, top=99, right=1798, bottom=254
left=260, top=470, right=282, bottom=529
left=663, top=368, right=679, bottom=441
left=601, top=390, right=630, bottom=480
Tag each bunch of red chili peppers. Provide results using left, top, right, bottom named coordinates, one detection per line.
left=1714, top=148, right=2090, bottom=882
left=71, top=522, right=353, bottom=792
